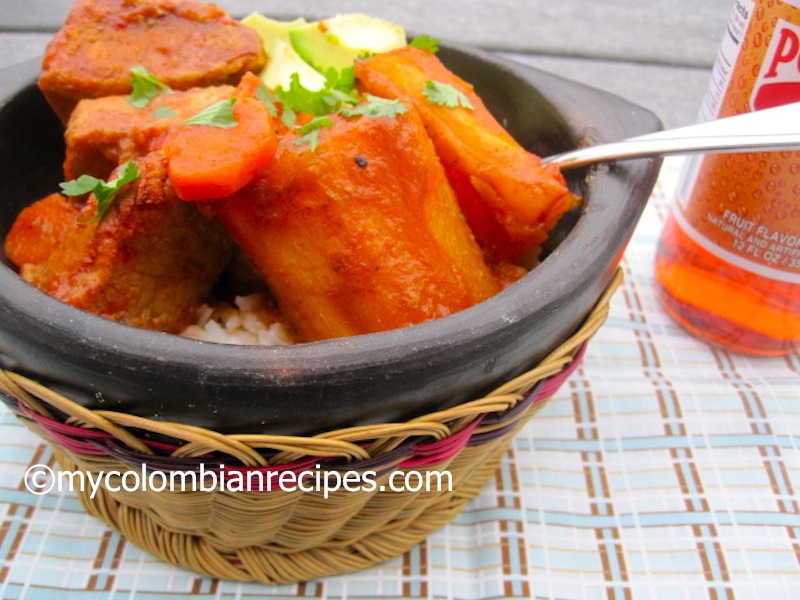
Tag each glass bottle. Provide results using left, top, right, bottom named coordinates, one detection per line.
left=654, top=0, right=800, bottom=355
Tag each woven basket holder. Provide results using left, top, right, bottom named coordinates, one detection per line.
left=0, top=269, right=621, bottom=584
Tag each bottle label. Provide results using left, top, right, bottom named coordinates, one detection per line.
left=751, top=17, right=800, bottom=109
left=698, top=0, right=755, bottom=122
left=674, top=0, right=800, bottom=285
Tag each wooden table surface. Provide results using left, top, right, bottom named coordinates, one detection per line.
left=0, top=0, right=733, bottom=129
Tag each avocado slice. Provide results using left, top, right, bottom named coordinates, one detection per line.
left=289, top=14, right=407, bottom=72
left=241, top=13, right=308, bottom=44
left=261, top=39, right=326, bottom=91
left=242, top=14, right=326, bottom=91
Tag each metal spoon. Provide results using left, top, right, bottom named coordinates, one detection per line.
left=543, top=101, right=800, bottom=169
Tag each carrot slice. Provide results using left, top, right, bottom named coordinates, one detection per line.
left=4, top=193, right=80, bottom=268
left=163, top=75, right=277, bottom=202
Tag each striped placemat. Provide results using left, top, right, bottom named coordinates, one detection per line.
left=1, top=157, right=798, bottom=599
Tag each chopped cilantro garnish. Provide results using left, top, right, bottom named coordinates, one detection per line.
left=294, top=130, right=321, bottom=151
left=423, top=80, right=474, bottom=110
left=275, top=66, right=359, bottom=124
left=256, top=84, right=279, bottom=118
left=410, top=34, right=440, bottom=53
left=128, top=66, right=172, bottom=108
left=341, top=94, right=407, bottom=119
left=278, top=73, right=355, bottom=117
left=297, top=116, right=333, bottom=135
left=339, top=94, right=408, bottom=118
left=276, top=73, right=336, bottom=117
left=152, top=106, right=177, bottom=120
left=183, top=98, right=238, bottom=129
left=280, top=103, right=298, bottom=129
left=294, top=116, right=333, bottom=151
left=327, top=65, right=357, bottom=96
left=61, top=161, right=139, bottom=224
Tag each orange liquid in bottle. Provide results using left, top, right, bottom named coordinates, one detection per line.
left=654, top=0, right=800, bottom=356
left=656, top=209, right=800, bottom=356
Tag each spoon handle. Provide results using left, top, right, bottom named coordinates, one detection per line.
left=543, top=101, right=800, bottom=169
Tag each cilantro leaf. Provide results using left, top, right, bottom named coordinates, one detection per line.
left=297, top=116, right=333, bottom=135
left=280, top=103, right=298, bottom=129
left=275, top=67, right=359, bottom=121
left=294, top=129, right=322, bottom=151
left=60, top=161, right=140, bottom=223
left=423, top=80, right=475, bottom=110
left=152, top=106, right=178, bottom=120
left=410, top=34, right=440, bottom=53
left=341, top=94, right=407, bottom=119
left=184, top=98, right=238, bottom=128
left=128, top=66, right=172, bottom=108
left=326, top=88, right=359, bottom=107
left=276, top=72, right=356, bottom=117
left=59, top=175, right=102, bottom=197
left=276, top=73, right=334, bottom=117
left=256, top=84, right=279, bottom=118
left=325, top=66, right=357, bottom=97
left=293, top=116, right=333, bottom=152
left=93, top=162, right=139, bottom=222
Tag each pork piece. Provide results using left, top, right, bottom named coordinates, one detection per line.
left=64, top=84, right=235, bottom=181
left=14, top=153, right=234, bottom=333
left=209, top=108, right=503, bottom=342
left=39, top=0, right=266, bottom=121
left=355, top=46, right=578, bottom=263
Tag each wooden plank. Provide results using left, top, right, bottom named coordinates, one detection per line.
left=0, top=0, right=731, bottom=67
left=510, top=54, right=711, bottom=130
left=0, top=33, right=49, bottom=69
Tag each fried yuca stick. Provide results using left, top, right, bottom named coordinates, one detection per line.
left=355, top=46, right=577, bottom=263
left=209, top=108, right=502, bottom=342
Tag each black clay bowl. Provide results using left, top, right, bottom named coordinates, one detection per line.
left=0, top=45, right=661, bottom=436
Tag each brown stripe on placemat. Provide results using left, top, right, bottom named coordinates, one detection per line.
left=500, top=518, right=532, bottom=598
left=495, top=447, right=531, bottom=597
left=619, top=261, right=663, bottom=371
left=570, top=375, right=632, bottom=598
left=295, top=580, right=324, bottom=597
left=16, top=443, right=50, bottom=494
left=652, top=354, right=733, bottom=596
left=0, top=503, right=32, bottom=584
left=88, top=530, right=115, bottom=591
left=714, top=347, right=800, bottom=568
left=623, top=258, right=735, bottom=596
left=495, top=447, right=521, bottom=511
left=402, top=537, right=429, bottom=598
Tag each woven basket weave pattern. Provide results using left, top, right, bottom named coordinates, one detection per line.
left=0, top=270, right=621, bottom=583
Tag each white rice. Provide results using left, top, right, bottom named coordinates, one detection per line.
left=180, top=292, right=294, bottom=346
